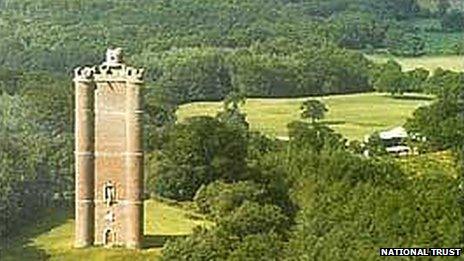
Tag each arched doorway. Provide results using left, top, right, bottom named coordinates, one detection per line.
left=103, top=229, right=114, bottom=246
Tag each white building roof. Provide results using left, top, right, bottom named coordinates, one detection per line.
left=379, top=127, right=408, bottom=140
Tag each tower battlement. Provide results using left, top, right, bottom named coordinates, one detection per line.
left=74, top=48, right=144, bottom=249
left=74, top=49, right=144, bottom=83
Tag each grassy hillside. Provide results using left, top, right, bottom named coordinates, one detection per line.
left=367, top=54, right=464, bottom=72
left=1, top=199, right=212, bottom=261
left=177, top=93, right=433, bottom=140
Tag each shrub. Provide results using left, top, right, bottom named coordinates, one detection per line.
left=194, top=181, right=265, bottom=219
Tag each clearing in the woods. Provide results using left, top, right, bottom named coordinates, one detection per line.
left=367, top=55, right=464, bottom=72
left=178, top=93, right=433, bottom=140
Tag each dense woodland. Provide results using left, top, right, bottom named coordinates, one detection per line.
left=0, top=0, right=463, bottom=260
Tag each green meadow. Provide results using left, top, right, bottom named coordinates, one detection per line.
left=1, top=199, right=212, bottom=261
left=178, top=93, right=433, bottom=140
left=367, top=54, right=464, bottom=72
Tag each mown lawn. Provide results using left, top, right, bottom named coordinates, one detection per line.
left=1, top=199, right=212, bottom=261
left=178, top=93, right=433, bottom=140
left=367, top=54, right=464, bottom=72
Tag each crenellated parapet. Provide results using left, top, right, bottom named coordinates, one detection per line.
left=73, top=48, right=145, bottom=83
left=74, top=66, right=96, bottom=82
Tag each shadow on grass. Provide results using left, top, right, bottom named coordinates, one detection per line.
left=0, top=206, right=73, bottom=261
left=143, top=234, right=187, bottom=249
left=321, top=120, right=346, bottom=125
left=388, top=94, right=434, bottom=101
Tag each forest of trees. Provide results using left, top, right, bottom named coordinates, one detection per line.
left=0, top=0, right=463, bottom=259
left=155, top=104, right=462, bottom=259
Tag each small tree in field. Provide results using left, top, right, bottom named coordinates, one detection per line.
left=300, top=99, right=328, bottom=123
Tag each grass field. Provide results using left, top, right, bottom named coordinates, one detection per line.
left=367, top=55, right=464, bottom=72
left=1, top=199, right=212, bottom=261
left=177, top=93, right=433, bottom=140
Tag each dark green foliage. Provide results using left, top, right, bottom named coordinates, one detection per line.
left=219, top=202, right=290, bottom=238
left=194, top=181, right=266, bottom=219
left=246, top=132, right=282, bottom=160
left=147, top=48, right=233, bottom=104
left=227, top=233, right=285, bottom=261
left=0, top=0, right=459, bottom=88
left=363, top=132, right=389, bottom=156
left=144, top=90, right=178, bottom=151
left=155, top=116, right=248, bottom=200
left=374, top=60, right=409, bottom=95
left=423, top=68, right=462, bottom=98
left=405, top=67, right=430, bottom=92
left=387, top=29, right=426, bottom=57
left=216, top=91, right=249, bottom=131
left=245, top=152, right=297, bottom=218
left=0, top=69, right=23, bottom=95
left=161, top=203, right=289, bottom=261
left=160, top=116, right=461, bottom=259
left=229, top=46, right=373, bottom=99
left=368, top=0, right=421, bottom=20
left=332, top=12, right=389, bottom=49
left=300, top=99, right=328, bottom=123
left=285, top=142, right=460, bottom=260
left=160, top=227, right=234, bottom=261
left=287, top=121, right=345, bottom=153
left=437, top=0, right=451, bottom=17
left=406, top=99, right=464, bottom=150
left=406, top=69, right=464, bottom=151
left=0, top=73, right=73, bottom=238
left=287, top=176, right=460, bottom=260
left=440, top=9, right=464, bottom=32
left=298, top=46, right=373, bottom=95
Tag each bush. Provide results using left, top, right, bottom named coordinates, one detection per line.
left=161, top=227, right=234, bottom=261
left=440, top=10, right=464, bottom=32
left=228, top=233, right=285, bottom=261
left=287, top=121, right=345, bottom=153
left=286, top=147, right=460, bottom=260
left=155, top=116, right=248, bottom=200
left=194, top=181, right=265, bottom=219
left=218, top=201, right=290, bottom=238
left=161, top=202, right=290, bottom=260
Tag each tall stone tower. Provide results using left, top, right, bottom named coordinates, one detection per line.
left=74, top=48, right=144, bottom=249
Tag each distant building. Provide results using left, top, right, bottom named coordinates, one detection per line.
left=378, top=127, right=411, bottom=156
left=364, top=126, right=416, bottom=157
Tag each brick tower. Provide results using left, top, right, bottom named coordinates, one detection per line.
left=74, top=48, right=144, bottom=249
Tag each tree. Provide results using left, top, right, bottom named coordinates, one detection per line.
left=406, top=98, right=464, bottom=151
left=216, top=91, right=249, bottom=131
left=386, top=28, right=426, bottom=57
left=152, top=48, right=233, bottom=104
left=440, top=9, right=464, bottom=32
left=300, top=99, right=328, bottom=123
left=228, top=233, right=285, bottom=261
left=155, top=116, right=248, bottom=200
left=374, top=60, right=408, bottom=95
left=287, top=121, right=345, bottom=153
left=437, top=0, right=451, bottom=17
left=406, top=68, right=429, bottom=92
left=194, top=181, right=265, bottom=219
